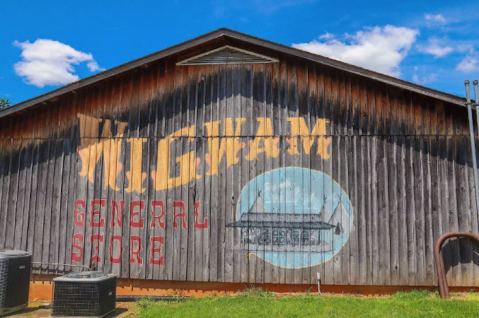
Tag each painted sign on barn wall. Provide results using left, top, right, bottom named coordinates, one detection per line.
left=72, top=112, right=349, bottom=271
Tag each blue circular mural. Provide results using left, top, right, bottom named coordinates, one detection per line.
left=231, top=167, right=354, bottom=269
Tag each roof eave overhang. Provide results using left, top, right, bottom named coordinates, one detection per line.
left=0, top=28, right=466, bottom=119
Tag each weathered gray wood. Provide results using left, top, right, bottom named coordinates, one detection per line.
left=422, top=102, right=435, bottom=286
left=202, top=65, right=213, bottom=282
left=208, top=64, right=220, bottom=282
left=13, top=138, right=27, bottom=251
left=397, top=96, right=408, bottom=286
left=348, top=75, right=360, bottom=286
left=232, top=65, right=243, bottom=283
left=1, top=58, right=479, bottom=288
left=20, top=138, right=34, bottom=252
left=0, top=136, right=12, bottom=249
left=224, top=65, right=235, bottom=283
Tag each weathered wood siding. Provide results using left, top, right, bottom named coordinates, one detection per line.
left=0, top=53, right=478, bottom=287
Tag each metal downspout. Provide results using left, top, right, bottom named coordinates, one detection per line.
left=465, top=81, right=479, bottom=217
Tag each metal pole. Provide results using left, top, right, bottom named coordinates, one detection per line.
left=474, top=80, right=479, bottom=131
left=465, top=80, right=479, bottom=217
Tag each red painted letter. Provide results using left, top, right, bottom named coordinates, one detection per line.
left=149, top=236, right=164, bottom=266
left=110, top=200, right=125, bottom=228
left=90, top=234, right=104, bottom=263
left=194, top=201, right=208, bottom=229
left=172, top=201, right=187, bottom=229
left=130, top=201, right=145, bottom=228
left=109, top=235, right=123, bottom=264
left=150, top=200, right=165, bottom=229
left=74, top=199, right=86, bottom=227
left=72, top=234, right=84, bottom=262
left=90, top=199, right=106, bottom=228
left=130, top=236, right=143, bottom=264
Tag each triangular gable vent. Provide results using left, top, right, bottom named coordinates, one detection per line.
left=177, top=45, right=278, bottom=65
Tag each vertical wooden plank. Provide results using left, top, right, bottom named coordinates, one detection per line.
left=147, top=65, right=161, bottom=280
left=50, top=97, right=66, bottom=272
left=357, top=78, right=368, bottom=285
left=321, top=66, right=334, bottom=285
left=14, top=125, right=30, bottom=251
left=108, top=76, right=127, bottom=277
left=118, top=74, right=133, bottom=278
left=64, top=93, right=80, bottom=273
left=225, top=65, right=235, bottom=283
left=42, top=103, right=59, bottom=272
left=208, top=64, right=220, bottom=282
left=340, top=72, right=351, bottom=286
left=158, top=63, right=172, bottom=281
left=84, top=86, right=102, bottom=273
left=179, top=65, right=190, bottom=282
left=186, top=65, right=198, bottom=282
left=347, top=75, right=359, bottom=286
left=397, top=95, right=409, bottom=286
left=232, top=64, right=243, bottom=283
left=20, top=132, right=34, bottom=252
left=34, top=106, right=52, bottom=270
left=0, top=131, right=5, bottom=248
left=201, top=65, right=213, bottom=282
left=5, top=120, right=19, bottom=250
left=456, top=134, right=472, bottom=286
left=26, top=109, right=40, bottom=260
left=55, top=95, right=71, bottom=272
left=99, top=77, right=117, bottom=276
left=308, top=62, right=319, bottom=285
left=376, top=90, right=391, bottom=285
left=13, top=134, right=27, bottom=251
left=422, top=102, right=435, bottom=286
left=278, top=59, right=287, bottom=284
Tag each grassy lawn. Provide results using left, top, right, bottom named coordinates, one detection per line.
left=136, top=289, right=479, bottom=318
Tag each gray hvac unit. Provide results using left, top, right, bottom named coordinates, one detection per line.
left=52, top=271, right=116, bottom=317
left=0, top=250, right=32, bottom=316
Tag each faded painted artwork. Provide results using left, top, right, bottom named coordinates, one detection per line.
left=72, top=113, right=344, bottom=270
left=231, top=168, right=354, bottom=268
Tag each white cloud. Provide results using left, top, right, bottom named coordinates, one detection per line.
left=292, top=25, right=419, bottom=77
left=13, top=39, right=105, bottom=88
left=425, top=14, right=447, bottom=26
left=319, top=32, right=335, bottom=40
left=412, top=67, right=438, bottom=84
left=417, top=39, right=453, bottom=58
left=456, top=53, right=479, bottom=73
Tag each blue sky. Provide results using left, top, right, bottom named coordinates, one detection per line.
left=1, top=0, right=479, bottom=104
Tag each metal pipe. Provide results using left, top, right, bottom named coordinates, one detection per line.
left=317, top=272, right=321, bottom=295
left=474, top=80, right=479, bottom=218
left=32, top=262, right=91, bottom=271
left=434, top=232, right=479, bottom=298
left=465, top=81, right=479, bottom=217
left=474, top=80, right=479, bottom=128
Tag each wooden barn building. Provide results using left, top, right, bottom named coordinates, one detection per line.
left=0, top=29, right=478, bottom=297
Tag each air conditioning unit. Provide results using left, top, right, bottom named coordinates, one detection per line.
left=52, top=271, right=116, bottom=317
left=0, top=250, right=32, bottom=316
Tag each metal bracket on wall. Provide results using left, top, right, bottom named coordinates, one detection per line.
left=434, top=232, right=479, bottom=298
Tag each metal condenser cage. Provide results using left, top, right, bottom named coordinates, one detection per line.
left=52, top=271, right=116, bottom=317
left=0, top=250, right=32, bottom=316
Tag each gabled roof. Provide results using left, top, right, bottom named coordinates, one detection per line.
left=0, top=28, right=466, bottom=118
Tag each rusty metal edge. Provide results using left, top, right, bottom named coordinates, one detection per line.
left=1, top=28, right=467, bottom=119
left=29, top=274, right=479, bottom=301
left=434, top=232, right=479, bottom=299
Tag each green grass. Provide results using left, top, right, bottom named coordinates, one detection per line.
left=137, top=289, right=479, bottom=318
